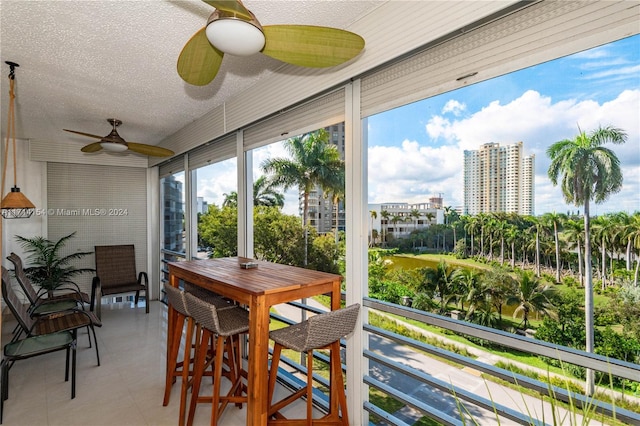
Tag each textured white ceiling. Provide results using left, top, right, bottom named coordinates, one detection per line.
left=0, top=0, right=384, bottom=151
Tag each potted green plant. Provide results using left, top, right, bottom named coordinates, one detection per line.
left=16, top=232, right=94, bottom=295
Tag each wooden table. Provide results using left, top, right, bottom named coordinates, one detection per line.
left=167, top=257, right=342, bottom=426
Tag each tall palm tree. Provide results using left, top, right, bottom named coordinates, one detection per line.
left=391, top=214, right=405, bottom=238
left=505, top=225, right=519, bottom=269
left=526, top=216, right=542, bottom=277
left=630, top=213, right=640, bottom=285
left=506, top=270, right=557, bottom=329
left=547, top=124, right=627, bottom=394
left=543, top=212, right=566, bottom=283
left=380, top=210, right=390, bottom=247
left=564, top=218, right=585, bottom=286
left=464, top=215, right=478, bottom=257
left=369, top=210, right=378, bottom=247
left=261, top=129, right=344, bottom=265
left=592, top=214, right=614, bottom=290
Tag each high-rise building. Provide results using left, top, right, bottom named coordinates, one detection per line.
left=161, top=175, right=184, bottom=254
left=301, top=123, right=346, bottom=234
left=463, top=142, right=534, bottom=216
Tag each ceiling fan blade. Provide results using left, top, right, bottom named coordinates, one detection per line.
left=202, top=0, right=251, bottom=20
left=64, top=129, right=104, bottom=139
left=177, top=27, right=225, bottom=86
left=80, top=142, right=103, bottom=153
left=262, top=25, right=365, bottom=68
left=127, top=142, right=175, bottom=157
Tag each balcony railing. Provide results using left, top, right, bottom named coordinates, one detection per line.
left=270, top=297, right=640, bottom=426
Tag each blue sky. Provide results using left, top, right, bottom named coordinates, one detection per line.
left=196, top=35, right=639, bottom=217
left=367, top=34, right=640, bottom=216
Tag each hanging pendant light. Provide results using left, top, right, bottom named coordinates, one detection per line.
left=1, top=61, right=35, bottom=219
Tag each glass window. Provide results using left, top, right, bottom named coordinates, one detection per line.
left=250, top=123, right=345, bottom=274
left=193, top=158, right=237, bottom=259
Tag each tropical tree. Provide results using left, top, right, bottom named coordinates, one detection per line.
left=547, top=124, right=627, bottom=394
left=543, top=212, right=566, bottom=283
left=369, top=210, right=378, bottom=247
left=564, top=218, right=585, bottom=286
left=261, top=129, right=344, bottom=264
left=418, top=261, right=458, bottom=314
left=222, top=175, right=285, bottom=208
left=464, top=215, right=478, bottom=257
left=506, top=269, right=557, bottom=329
left=483, top=268, right=516, bottom=322
left=592, top=214, right=615, bottom=290
left=380, top=210, right=390, bottom=247
left=222, top=191, right=237, bottom=207
left=253, top=175, right=285, bottom=207
left=505, top=225, right=519, bottom=268
left=452, top=268, right=483, bottom=313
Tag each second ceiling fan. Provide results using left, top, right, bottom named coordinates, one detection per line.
left=64, top=119, right=175, bottom=157
left=177, top=0, right=366, bottom=86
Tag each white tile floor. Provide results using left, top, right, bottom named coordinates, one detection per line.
left=0, top=300, right=307, bottom=426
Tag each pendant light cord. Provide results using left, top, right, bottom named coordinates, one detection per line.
left=1, top=76, right=16, bottom=197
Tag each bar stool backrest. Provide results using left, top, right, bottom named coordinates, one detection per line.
left=184, top=292, right=222, bottom=333
left=164, top=284, right=189, bottom=317
left=302, top=303, right=360, bottom=351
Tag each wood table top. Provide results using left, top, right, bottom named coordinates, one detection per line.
left=168, top=256, right=342, bottom=296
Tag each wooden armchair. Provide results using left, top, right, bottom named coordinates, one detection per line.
left=92, top=245, right=149, bottom=318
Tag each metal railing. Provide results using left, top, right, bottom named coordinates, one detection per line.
left=270, top=296, right=640, bottom=426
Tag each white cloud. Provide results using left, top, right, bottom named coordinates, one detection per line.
left=441, top=100, right=466, bottom=116
left=368, top=89, right=639, bottom=215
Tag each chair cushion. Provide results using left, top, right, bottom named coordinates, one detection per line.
left=4, top=332, right=73, bottom=360
left=35, top=310, right=101, bottom=335
left=100, top=282, right=146, bottom=296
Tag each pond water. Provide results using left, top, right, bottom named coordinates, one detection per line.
left=384, top=255, right=457, bottom=271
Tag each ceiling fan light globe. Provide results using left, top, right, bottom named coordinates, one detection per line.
left=100, top=142, right=128, bottom=152
left=206, top=18, right=265, bottom=56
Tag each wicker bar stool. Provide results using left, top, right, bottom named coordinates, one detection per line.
left=163, top=284, right=233, bottom=426
left=267, top=303, right=360, bottom=425
left=184, top=292, right=249, bottom=426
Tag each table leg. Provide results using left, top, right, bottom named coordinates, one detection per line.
left=330, top=279, right=342, bottom=417
left=247, top=295, right=270, bottom=426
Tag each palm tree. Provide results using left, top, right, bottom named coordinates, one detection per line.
left=543, top=212, right=566, bottom=283
left=253, top=175, right=285, bottom=207
left=221, top=176, right=285, bottom=208
left=547, top=124, right=627, bottom=394
left=630, top=213, right=640, bottom=285
left=369, top=210, right=378, bottom=247
left=592, top=214, right=614, bottom=290
left=420, top=261, right=458, bottom=315
left=505, top=225, right=519, bottom=269
left=452, top=268, right=483, bottom=313
left=464, top=215, right=478, bottom=257
left=261, top=129, right=344, bottom=264
left=380, top=210, right=390, bottom=247
left=507, top=270, right=557, bottom=330
left=222, top=191, right=237, bottom=207
left=564, top=218, right=585, bottom=286
left=525, top=216, right=542, bottom=277
left=326, top=172, right=345, bottom=243
left=391, top=214, right=405, bottom=238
